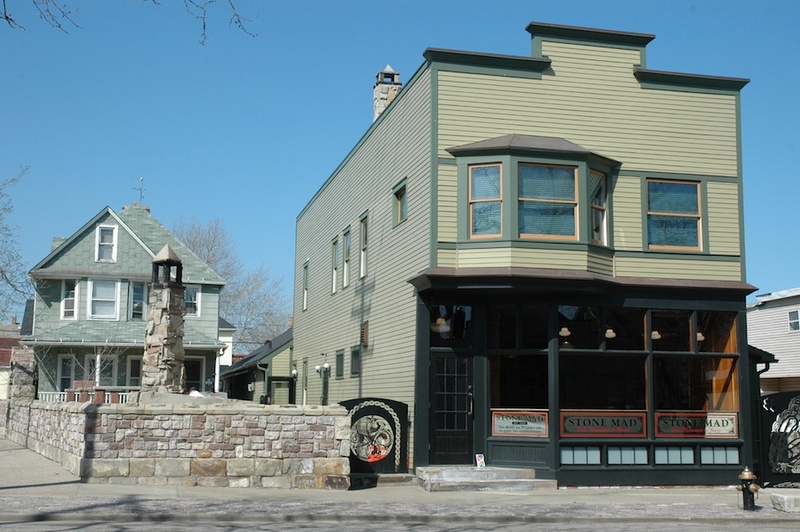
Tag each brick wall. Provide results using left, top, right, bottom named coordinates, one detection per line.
left=0, top=400, right=351, bottom=489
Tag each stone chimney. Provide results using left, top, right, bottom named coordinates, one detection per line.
left=373, top=65, right=402, bottom=121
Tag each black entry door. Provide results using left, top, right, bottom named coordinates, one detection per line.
left=429, top=353, right=474, bottom=464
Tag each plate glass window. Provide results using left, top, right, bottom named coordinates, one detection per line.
left=469, top=164, right=502, bottom=238
left=647, top=180, right=701, bottom=249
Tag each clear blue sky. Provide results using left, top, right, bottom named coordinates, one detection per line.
left=3, top=0, right=798, bottom=317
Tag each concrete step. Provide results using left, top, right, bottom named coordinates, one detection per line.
left=349, top=473, right=417, bottom=489
left=416, top=466, right=557, bottom=492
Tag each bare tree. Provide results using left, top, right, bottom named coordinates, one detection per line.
left=1, top=0, right=256, bottom=45
left=0, top=166, right=33, bottom=321
left=172, top=217, right=289, bottom=353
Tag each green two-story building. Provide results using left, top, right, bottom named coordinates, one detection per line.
left=293, top=22, right=754, bottom=485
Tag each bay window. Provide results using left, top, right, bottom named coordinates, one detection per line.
left=469, top=164, right=502, bottom=238
left=518, top=163, right=577, bottom=239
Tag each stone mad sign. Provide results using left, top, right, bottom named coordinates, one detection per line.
left=561, top=412, right=646, bottom=437
left=656, top=413, right=738, bottom=438
left=492, top=411, right=548, bottom=437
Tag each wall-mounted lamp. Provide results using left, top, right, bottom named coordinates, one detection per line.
left=316, top=354, right=330, bottom=375
left=431, top=317, right=450, bottom=334
left=651, top=330, right=662, bottom=340
left=559, top=326, right=571, bottom=338
left=291, top=363, right=298, bottom=379
left=605, top=328, right=617, bottom=339
left=696, top=332, right=705, bottom=342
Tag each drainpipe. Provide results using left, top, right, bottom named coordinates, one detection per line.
left=257, top=362, right=269, bottom=404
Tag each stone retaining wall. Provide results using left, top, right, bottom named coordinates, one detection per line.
left=0, top=399, right=350, bottom=489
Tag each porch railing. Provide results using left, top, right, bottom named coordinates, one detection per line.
left=37, top=386, right=140, bottom=405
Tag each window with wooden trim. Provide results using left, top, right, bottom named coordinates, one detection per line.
left=519, top=163, right=577, bottom=239
left=184, top=285, right=200, bottom=316
left=469, top=163, right=502, bottom=238
left=343, top=229, right=351, bottom=288
left=335, top=350, right=344, bottom=379
left=350, top=347, right=361, bottom=377
left=131, top=282, right=146, bottom=320
left=590, top=170, right=607, bottom=245
left=359, top=214, right=368, bottom=278
left=61, top=279, right=77, bottom=320
left=95, top=225, right=117, bottom=262
left=88, top=279, right=118, bottom=319
left=647, top=179, right=701, bottom=250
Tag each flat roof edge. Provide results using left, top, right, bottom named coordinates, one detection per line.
left=526, top=22, right=655, bottom=47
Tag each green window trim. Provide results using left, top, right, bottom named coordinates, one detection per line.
left=393, top=178, right=408, bottom=226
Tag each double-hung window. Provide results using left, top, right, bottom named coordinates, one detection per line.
left=647, top=180, right=701, bottom=250
left=96, top=225, right=117, bottom=262
left=518, top=164, right=577, bottom=239
left=131, top=282, right=146, bottom=320
left=469, top=164, right=502, bottom=238
left=184, top=285, right=200, bottom=316
left=343, top=229, right=351, bottom=288
left=302, top=262, right=309, bottom=311
left=62, top=279, right=77, bottom=319
left=789, top=310, right=800, bottom=332
left=331, top=239, right=339, bottom=294
left=89, top=279, right=118, bottom=319
left=393, top=179, right=408, bottom=225
left=359, top=214, right=368, bottom=278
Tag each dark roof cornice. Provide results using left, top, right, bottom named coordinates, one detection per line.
left=526, top=22, right=655, bottom=47
left=446, top=134, right=620, bottom=167
left=634, top=68, right=749, bottom=91
left=423, top=48, right=550, bottom=72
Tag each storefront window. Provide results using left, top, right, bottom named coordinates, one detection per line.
left=654, top=356, right=738, bottom=411
left=560, top=355, right=646, bottom=410
left=651, top=310, right=692, bottom=351
left=488, top=305, right=548, bottom=350
left=558, top=305, right=601, bottom=350
left=604, top=308, right=646, bottom=351
left=696, top=311, right=737, bottom=353
left=489, top=354, right=548, bottom=409
left=430, top=305, right=472, bottom=347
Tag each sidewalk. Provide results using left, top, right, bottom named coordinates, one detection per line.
left=1, top=437, right=799, bottom=526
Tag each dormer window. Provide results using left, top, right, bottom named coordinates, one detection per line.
left=96, top=225, right=117, bottom=262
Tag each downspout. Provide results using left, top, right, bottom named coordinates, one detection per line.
left=257, top=362, right=269, bottom=404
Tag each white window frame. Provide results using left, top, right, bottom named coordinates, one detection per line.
left=590, top=170, right=607, bottom=246
left=61, top=279, right=78, bottom=320
left=87, top=279, right=119, bottom=320
left=126, top=355, right=143, bottom=387
left=331, top=239, right=339, bottom=294
left=343, top=228, right=351, bottom=288
left=302, top=262, right=309, bottom=311
left=95, top=225, right=118, bottom=263
left=789, top=310, right=800, bottom=332
left=84, top=352, right=118, bottom=387
left=359, top=213, right=368, bottom=279
left=130, top=281, right=147, bottom=321
left=184, top=285, right=200, bottom=317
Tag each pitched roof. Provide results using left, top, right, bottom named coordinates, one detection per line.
left=446, top=134, right=620, bottom=167
left=29, top=203, right=225, bottom=286
left=21, top=319, right=225, bottom=349
left=221, top=328, right=293, bottom=377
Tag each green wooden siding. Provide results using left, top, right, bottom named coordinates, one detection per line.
left=294, top=68, right=433, bottom=453
left=614, top=256, right=742, bottom=280
left=610, top=175, right=644, bottom=251
left=706, top=181, right=741, bottom=256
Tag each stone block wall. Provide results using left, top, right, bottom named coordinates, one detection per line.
left=0, top=400, right=350, bottom=489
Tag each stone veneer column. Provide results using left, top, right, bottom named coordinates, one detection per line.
left=9, top=346, right=36, bottom=400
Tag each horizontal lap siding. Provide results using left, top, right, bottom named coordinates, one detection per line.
left=437, top=43, right=739, bottom=176
left=294, top=70, right=432, bottom=445
left=437, top=164, right=458, bottom=242
left=612, top=175, right=644, bottom=250
left=707, top=181, right=741, bottom=256
left=614, top=256, right=741, bottom=280
left=747, top=302, right=800, bottom=378
left=455, top=248, right=587, bottom=270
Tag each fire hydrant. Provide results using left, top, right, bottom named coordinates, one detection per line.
left=735, top=466, right=760, bottom=511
